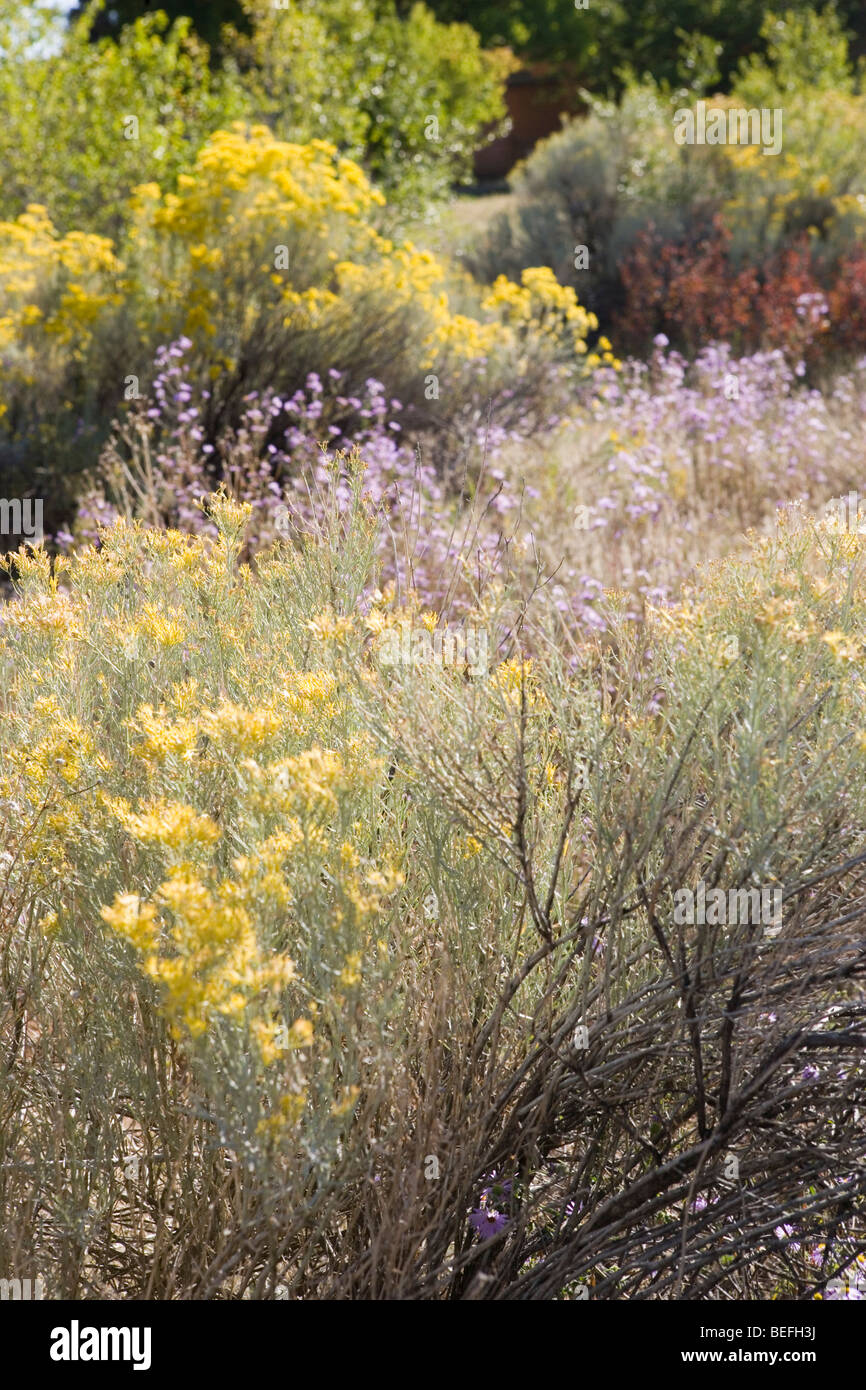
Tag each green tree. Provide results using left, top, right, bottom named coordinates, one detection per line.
left=231, top=1, right=512, bottom=206
left=734, top=4, right=857, bottom=100
left=413, top=0, right=866, bottom=93
left=0, top=4, right=250, bottom=237
left=397, top=0, right=617, bottom=76
left=69, top=0, right=249, bottom=52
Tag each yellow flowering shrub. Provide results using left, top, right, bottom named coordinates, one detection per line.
left=0, top=205, right=123, bottom=348
left=0, top=488, right=404, bottom=1150
left=0, top=204, right=123, bottom=421
left=717, top=91, right=866, bottom=258
left=128, top=125, right=386, bottom=346
left=482, top=267, right=599, bottom=357
left=126, top=124, right=599, bottom=385
left=3, top=472, right=865, bottom=1299
left=101, top=874, right=295, bottom=1041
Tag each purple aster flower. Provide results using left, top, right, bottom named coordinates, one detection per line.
left=468, top=1207, right=509, bottom=1240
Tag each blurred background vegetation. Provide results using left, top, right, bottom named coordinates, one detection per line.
left=70, top=0, right=866, bottom=90
left=3, top=1, right=866, bottom=533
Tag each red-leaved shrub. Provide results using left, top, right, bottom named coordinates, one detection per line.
left=613, top=218, right=866, bottom=365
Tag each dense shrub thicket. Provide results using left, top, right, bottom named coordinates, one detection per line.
left=82, top=0, right=866, bottom=97
left=0, top=478, right=863, bottom=1298
left=1, top=0, right=864, bottom=1305
left=0, top=122, right=608, bottom=537
left=0, top=1, right=508, bottom=239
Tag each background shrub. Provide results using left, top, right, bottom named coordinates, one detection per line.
left=0, top=124, right=604, bottom=537
left=418, top=0, right=866, bottom=92
left=0, top=4, right=250, bottom=241
left=464, top=9, right=866, bottom=364
left=231, top=0, right=514, bottom=214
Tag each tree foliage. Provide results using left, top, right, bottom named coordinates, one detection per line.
left=411, top=0, right=866, bottom=93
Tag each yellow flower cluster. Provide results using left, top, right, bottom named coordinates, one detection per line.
left=0, top=205, right=123, bottom=402
left=136, top=603, right=187, bottom=650
left=139, top=125, right=384, bottom=246
left=110, top=797, right=220, bottom=855
left=130, top=124, right=385, bottom=343
left=482, top=267, right=602, bottom=358
left=131, top=704, right=200, bottom=765
left=198, top=700, right=285, bottom=754
left=102, top=868, right=296, bottom=1041
left=337, top=252, right=602, bottom=369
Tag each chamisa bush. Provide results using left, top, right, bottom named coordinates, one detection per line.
left=0, top=463, right=863, bottom=1297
